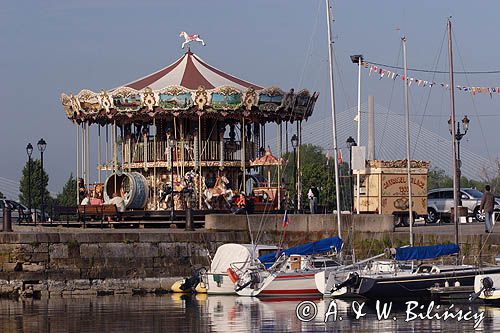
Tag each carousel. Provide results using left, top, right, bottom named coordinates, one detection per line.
left=60, top=47, right=318, bottom=212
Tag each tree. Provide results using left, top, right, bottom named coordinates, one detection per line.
left=19, top=159, right=51, bottom=209
left=56, top=173, right=77, bottom=206
left=427, top=167, right=453, bottom=190
left=281, top=144, right=350, bottom=211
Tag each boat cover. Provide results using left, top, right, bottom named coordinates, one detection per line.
left=257, top=236, right=343, bottom=265
left=395, top=244, right=460, bottom=261
left=210, top=244, right=253, bottom=273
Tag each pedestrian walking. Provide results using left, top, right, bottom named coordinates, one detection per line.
left=308, top=184, right=319, bottom=214
left=480, top=184, right=495, bottom=233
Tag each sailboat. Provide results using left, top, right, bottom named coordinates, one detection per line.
left=324, top=19, right=500, bottom=302
left=232, top=237, right=343, bottom=297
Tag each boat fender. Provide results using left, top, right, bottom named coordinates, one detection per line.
left=227, top=268, right=239, bottom=284
left=454, top=281, right=460, bottom=287
left=444, top=281, right=449, bottom=288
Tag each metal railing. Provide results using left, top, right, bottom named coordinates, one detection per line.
left=124, top=140, right=256, bottom=163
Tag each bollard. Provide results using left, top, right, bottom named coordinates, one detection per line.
left=185, top=207, right=194, bottom=231
left=3, top=206, right=12, bottom=232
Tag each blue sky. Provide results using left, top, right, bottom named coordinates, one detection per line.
left=2, top=0, right=500, bottom=193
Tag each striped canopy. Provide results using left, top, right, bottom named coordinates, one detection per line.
left=61, top=50, right=318, bottom=124
left=122, top=50, right=263, bottom=91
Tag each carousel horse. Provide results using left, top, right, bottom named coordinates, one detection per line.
left=179, top=31, right=206, bottom=49
left=203, top=175, right=233, bottom=210
left=158, top=183, right=174, bottom=210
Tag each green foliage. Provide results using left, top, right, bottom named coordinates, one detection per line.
left=428, top=167, right=485, bottom=192
left=427, top=167, right=452, bottom=190
left=281, top=144, right=350, bottom=211
left=19, top=159, right=51, bottom=209
left=56, top=173, right=77, bottom=207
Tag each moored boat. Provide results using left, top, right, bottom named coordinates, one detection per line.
left=233, top=237, right=343, bottom=297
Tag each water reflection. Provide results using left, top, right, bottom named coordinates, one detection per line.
left=0, top=295, right=497, bottom=332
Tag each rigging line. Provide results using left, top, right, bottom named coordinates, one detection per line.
left=377, top=40, right=402, bottom=157
left=365, top=60, right=500, bottom=74
left=333, top=49, right=352, bottom=110
left=412, top=25, right=447, bottom=158
left=452, top=29, right=494, bottom=165
left=297, top=0, right=322, bottom=89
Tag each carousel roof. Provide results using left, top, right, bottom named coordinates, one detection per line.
left=122, top=50, right=263, bottom=91
left=251, top=147, right=284, bottom=166
left=61, top=51, right=318, bottom=124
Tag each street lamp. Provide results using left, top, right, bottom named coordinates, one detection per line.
left=26, top=143, right=33, bottom=221
left=169, top=136, right=175, bottom=223
left=37, top=138, right=47, bottom=223
left=346, top=136, right=357, bottom=213
left=291, top=134, right=299, bottom=213
left=448, top=116, right=469, bottom=205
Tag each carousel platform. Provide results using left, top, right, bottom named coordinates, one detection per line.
left=24, top=209, right=228, bottom=229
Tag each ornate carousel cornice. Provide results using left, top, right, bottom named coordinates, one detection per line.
left=61, top=85, right=318, bottom=124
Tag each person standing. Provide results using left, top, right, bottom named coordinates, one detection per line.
left=480, top=185, right=495, bottom=233
left=308, top=184, right=319, bottom=214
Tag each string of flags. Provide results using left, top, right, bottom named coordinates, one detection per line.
left=363, top=61, right=500, bottom=97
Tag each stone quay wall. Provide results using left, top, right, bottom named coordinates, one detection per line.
left=0, top=229, right=249, bottom=298
left=0, top=214, right=497, bottom=298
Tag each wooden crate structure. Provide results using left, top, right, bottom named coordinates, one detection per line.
left=353, top=160, right=429, bottom=216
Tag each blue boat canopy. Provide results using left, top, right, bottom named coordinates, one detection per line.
left=258, top=236, right=343, bottom=266
left=395, top=244, right=460, bottom=261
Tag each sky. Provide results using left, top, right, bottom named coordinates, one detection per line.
left=2, top=0, right=500, bottom=196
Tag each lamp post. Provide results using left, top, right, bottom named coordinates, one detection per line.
left=26, top=143, right=33, bottom=221
left=346, top=136, right=357, bottom=213
left=448, top=115, right=470, bottom=205
left=169, top=136, right=175, bottom=223
left=37, top=138, right=47, bottom=223
left=291, top=134, right=298, bottom=213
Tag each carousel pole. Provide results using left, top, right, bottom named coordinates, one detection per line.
left=113, top=120, right=117, bottom=193
left=153, top=117, right=157, bottom=210
left=180, top=119, right=185, bottom=178
left=86, top=122, right=90, bottom=189
left=76, top=123, right=80, bottom=205
left=105, top=125, right=109, bottom=178
left=277, top=122, right=282, bottom=210
left=198, top=115, right=202, bottom=210
left=81, top=124, right=86, bottom=192
left=241, top=117, right=246, bottom=195
left=285, top=122, right=289, bottom=154
left=98, top=125, right=101, bottom=184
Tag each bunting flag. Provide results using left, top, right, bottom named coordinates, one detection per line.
left=363, top=61, right=498, bottom=98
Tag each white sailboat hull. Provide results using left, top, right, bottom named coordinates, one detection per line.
left=237, top=271, right=321, bottom=297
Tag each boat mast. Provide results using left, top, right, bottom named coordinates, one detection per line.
left=447, top=18, right=460, bottom=246
left=325, top=0, right=342, bottom=235
left=402, top=36, right=414, bottom=246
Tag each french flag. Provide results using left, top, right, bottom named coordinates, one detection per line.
left=282, top=210, right=290, bottom=228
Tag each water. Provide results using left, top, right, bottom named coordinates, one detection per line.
left=0, top=295, right=498, bottom=332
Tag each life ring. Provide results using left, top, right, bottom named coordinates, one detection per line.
left=227, top=268, right=239, bottom=284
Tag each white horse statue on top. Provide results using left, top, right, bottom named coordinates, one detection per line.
left=179, top=31, right=206, bottom=49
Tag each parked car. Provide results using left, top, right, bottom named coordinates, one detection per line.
left=426, top=188, right=500, bottom=223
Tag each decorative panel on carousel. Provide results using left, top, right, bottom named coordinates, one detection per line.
left=158, top=86, right=193, bottom=110
left=209, top=86, right=242, bottom=111
left=112, top=87, right=142, bottom=112
left=257, top=87, right=285, bottom=112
